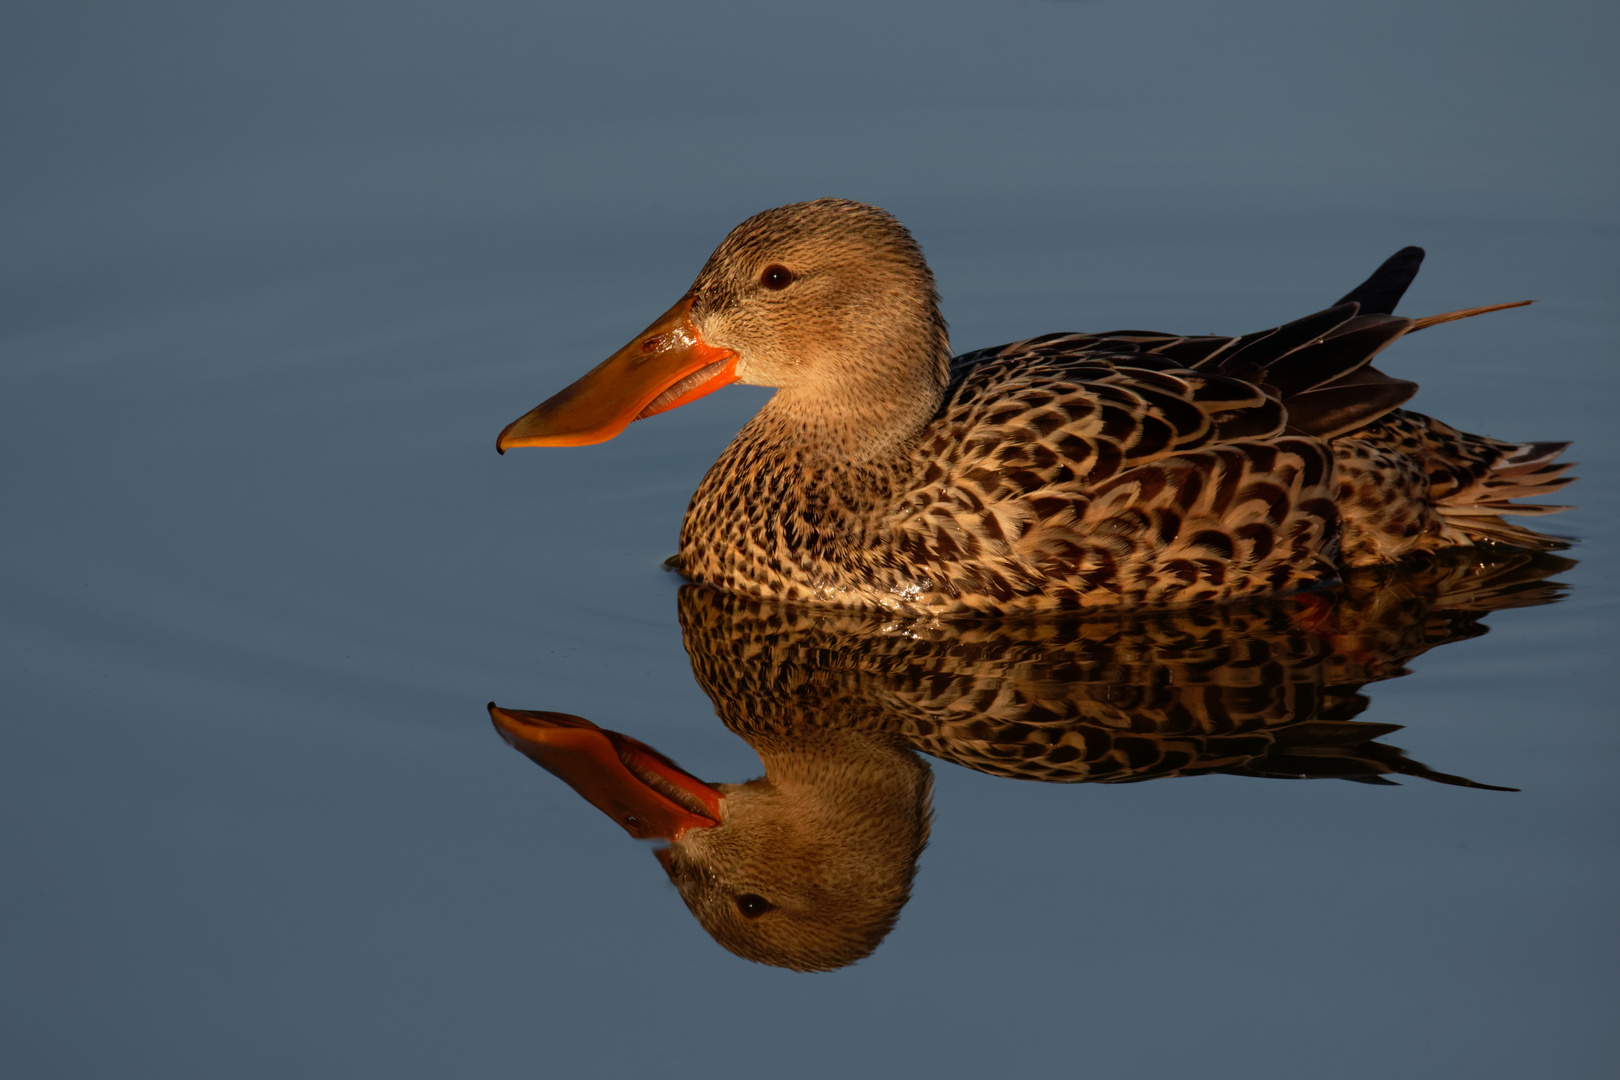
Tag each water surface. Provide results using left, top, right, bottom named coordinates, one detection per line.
left=3, top=2, right=1616, bottom=1077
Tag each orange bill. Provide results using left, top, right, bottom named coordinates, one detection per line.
left=488, top=704, right=723, bottom=840
left=496, top=296, right=738, bottom=451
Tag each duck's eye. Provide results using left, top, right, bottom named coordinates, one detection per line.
left=736, top=893, right=776, bottom=918
left=760, top=264, right=794, bottom=290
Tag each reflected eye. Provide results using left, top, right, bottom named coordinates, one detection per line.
left=736, top=893, right=776, bottom=918
left=760, top=265, right=794, bottom=290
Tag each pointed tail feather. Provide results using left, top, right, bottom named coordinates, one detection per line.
left=1435, top=439, right=1577, bottom=550
left=1410, top=300, right=1534, bottom=330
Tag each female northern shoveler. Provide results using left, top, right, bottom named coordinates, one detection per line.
left=498, top=199, right=1574, bottom=615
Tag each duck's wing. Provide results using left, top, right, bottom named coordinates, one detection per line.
left=947, top=299, right=1425, bottom=444
left=915, top=320, right=1392, bottom=607
left=941, top=244, right=1444, bottom=450
left=907, top=251, right=1557, bottom=607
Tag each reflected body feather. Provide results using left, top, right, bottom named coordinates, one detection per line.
left=678, top=547, right=1571, bottom=789
left=497, top=549, right=1572, bottom=972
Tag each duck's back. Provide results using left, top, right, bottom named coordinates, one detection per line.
left=896, top=333, right=1342, bottom=611
left=886, top=299, right=1571, bottom=613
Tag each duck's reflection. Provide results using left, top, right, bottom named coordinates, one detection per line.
left=491, top=547, right=1571, bottom=971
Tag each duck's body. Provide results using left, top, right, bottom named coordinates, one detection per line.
left=679, top=330, right=1570, bottom=614
left=501, top=200, right=1574, bottom=615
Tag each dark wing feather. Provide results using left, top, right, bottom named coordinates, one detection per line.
left=1258, top=316, right=1411, bottom=397
left=1203, top=303, right=1361, bottom=380
left=1284, top=376, right=1420, bottom=439
left=1335, top=246, right=1426, bottom=314
left=1149, top=335, right=1241, bottom=366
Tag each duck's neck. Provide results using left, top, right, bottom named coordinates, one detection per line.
left=755, top=324, right=952, bottom=465
left=766, top=374, right=942, bottom=464
left=744, top=727, right=934, bottom=840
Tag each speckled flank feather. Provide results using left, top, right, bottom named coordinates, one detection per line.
left=650, top=202, right=1576, bottom=614
left=1334, top=412, right=1573, bottom=557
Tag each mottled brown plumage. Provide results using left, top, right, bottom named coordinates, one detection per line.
left=499, top=198, right=1576, bottom=613
left=657, top=201, right=1576, bottom=614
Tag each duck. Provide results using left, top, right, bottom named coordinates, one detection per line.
left=489, top=547, right=1571, bottom=971
left=498, top=199, right=1575, bottom=615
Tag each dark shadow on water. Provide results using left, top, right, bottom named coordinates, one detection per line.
left=490, top=546, right=1573, bottom=972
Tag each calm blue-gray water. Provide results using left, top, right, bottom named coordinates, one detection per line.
left=3, top=2, right=1616, bottom=1077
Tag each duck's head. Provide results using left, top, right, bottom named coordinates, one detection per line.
left=657, top=757, right=933, bottom=973
left=489, top=704, right=932, bottom=972
left=497, top=199, right=951, bottom=455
